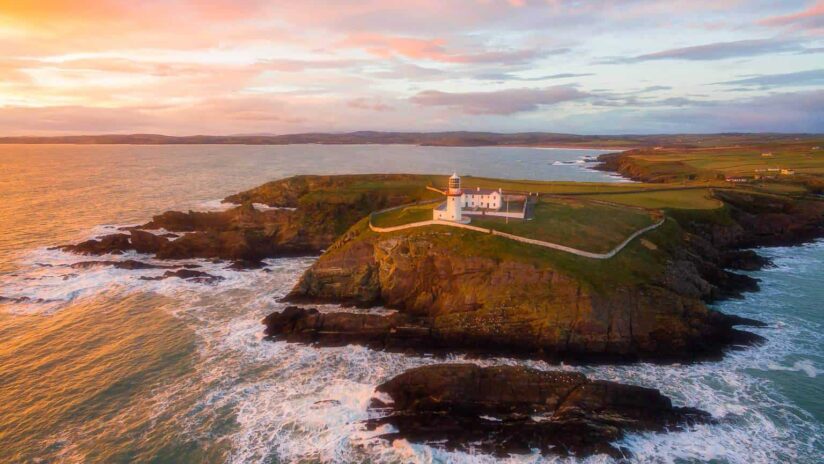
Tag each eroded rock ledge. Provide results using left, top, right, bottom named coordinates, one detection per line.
left=365, top=363, right=711, bottom=457
left=263, top=306, right=764, bottom=362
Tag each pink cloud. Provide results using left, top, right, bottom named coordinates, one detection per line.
left=347, top=97, right=394, bottom=111
left=256, top=59, right=364, bottom=72
left=338, top=33, right=544, bottom=64
left=759, top=1, right=824, bottom=34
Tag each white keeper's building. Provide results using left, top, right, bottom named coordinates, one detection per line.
left=433, top=173, right=504, bottom=223
left=463, top=187, right=502, bottom=209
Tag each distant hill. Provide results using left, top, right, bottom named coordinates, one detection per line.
left=0, top=131, right=819, bottom=149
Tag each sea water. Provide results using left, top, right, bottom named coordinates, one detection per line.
left=0, top=144, right=820, bottom=463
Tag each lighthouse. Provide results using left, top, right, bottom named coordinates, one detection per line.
left=445, top=173, right=463, bottom=221
left=433, top=173, right=471, bottom=222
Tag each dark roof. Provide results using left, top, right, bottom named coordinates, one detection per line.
left=465, top=188, right=499, bottom=195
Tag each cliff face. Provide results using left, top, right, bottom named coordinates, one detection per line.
left=280, top=186, right=824, bottom=360
left=283, top=222, right=762, bottom=360
left=697, top=189, right=824, bottom=248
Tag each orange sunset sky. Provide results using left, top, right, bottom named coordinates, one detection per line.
left=0, top=0, right=822, bottom=135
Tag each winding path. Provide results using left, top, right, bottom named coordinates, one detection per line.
left=369, top=213, right=666, bottom=259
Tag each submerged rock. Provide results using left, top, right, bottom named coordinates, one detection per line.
left=139, top=269, right=223, bottom=283
left=70, top=259, right=173, bottom=270
left=366, top=363, right=711, bottom=458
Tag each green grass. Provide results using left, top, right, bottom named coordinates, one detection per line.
left=373, top=196, right=658, bottom=254
left=580, top=188, right=722, bottom=210
left=371, top=202, right=439, bottom=227
left=743, top=182, right=809, bottom=195
left=622, top=141, right=824, bottom=179
left=364, top=217, right=682, bottom=291
left=459, top=177, right=687, bottom=194
left=470, top=197, right=655, bottom=253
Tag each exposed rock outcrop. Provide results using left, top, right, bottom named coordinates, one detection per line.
left=58, top=233, right=132, bottom=255
left=69, top=259, right=175, bottom=270
left=264, top=303, right=762, bottom=361
left=139, top=269, right=223, bottom=283
left=366, top=364, right=711, bottom=457
left=58, top=175, right=440, bottom=264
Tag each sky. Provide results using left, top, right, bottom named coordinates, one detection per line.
left=0, top=0, right=822, bottom=135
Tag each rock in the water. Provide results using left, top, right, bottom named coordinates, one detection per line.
left=263, top=306, right=432, bottom=348
left=129, top=229, right=170, bottom=254
left=139, top=269, right=223, bottom=283
left=58, top=234, right=131, bottom=255
left=366, top=363, right=711, bottom=458
left=70, top=259, right=172, bottom=270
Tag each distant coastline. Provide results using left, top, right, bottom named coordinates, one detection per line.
left=0, top=131, right=818, bottom=149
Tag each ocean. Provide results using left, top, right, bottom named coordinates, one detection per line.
left=0, top=144, right=820, bottom=463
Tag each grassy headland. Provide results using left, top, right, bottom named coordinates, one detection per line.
left=597, top=138, right=824, bottom=191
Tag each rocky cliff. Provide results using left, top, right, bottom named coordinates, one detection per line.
left=276, top=187, right=822, bottom=361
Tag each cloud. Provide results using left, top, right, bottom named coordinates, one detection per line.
left=713, top=69, right=824, bottom=88
left=648, top=90, right=824, bottom=132
left=366, top=62, right=447, bottom=80
left=338, top=33, right=547, bottom=64
left=475, top=71, right=592, bottom=81
left=409, top=86, right=588, bottom=114
left=0, top=0, right=821, bottom=134
left=554, top=90, right=824, bottom=134
left=256, top=59, right=364, bottom=72
left=641, top=85, right=672, bottom=92
left=601, top=38, right=806, bottom=63
left=759, top=1, right=824, bottom=34
left=347, top=97, right=394, bottom=111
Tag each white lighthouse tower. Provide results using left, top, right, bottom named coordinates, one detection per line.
left=444, top=173, right=464, bottom=221
left=433, top=173, right=469, bottom=222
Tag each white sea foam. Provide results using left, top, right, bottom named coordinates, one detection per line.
left=196, top=199, right=236, bottom=211
left=195, top=199, right=296, bottom=213
left=766, top=360, right=820, bottom=378
left=252, top=203, right=296, bottom=212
